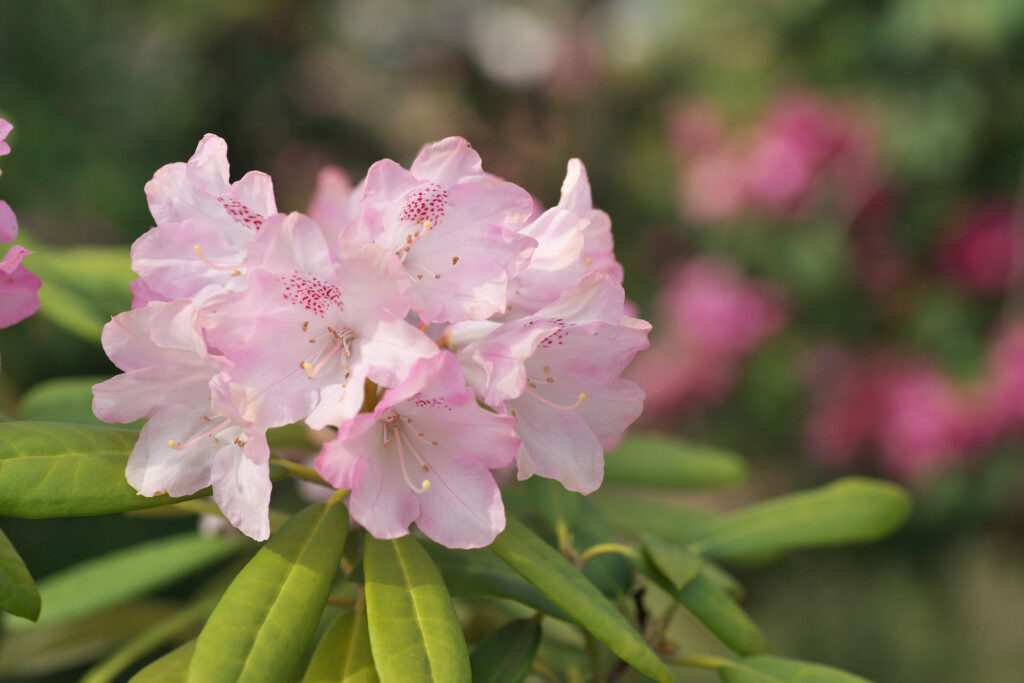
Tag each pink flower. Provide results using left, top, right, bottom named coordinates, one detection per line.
left=345, top=136, right=536, bottom=323
left=938, top=202, right=1018, bottom=294
left=130, top=134, right=278, bottom=305
left=201, top=212, right=439, bottom=429
left=92, top=300, right=272, bottom=540
left=307, top=165, right=363, bottom=246
left=456, top=274, right=650, bottom=493
left=975, top=323, right=1024, bottom=437
left=0, top=119, right=41, bottom=333
left=557, top=159, right=624, bottom=283
left=317, top=352, right=519, bottom=548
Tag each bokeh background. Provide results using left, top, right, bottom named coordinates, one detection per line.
left=2, top=1, right=1024, bottom=680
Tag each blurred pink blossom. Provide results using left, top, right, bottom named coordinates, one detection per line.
left=630, top=258, right=787, bottom=420
left=938, top=202, right=1019, bottom=294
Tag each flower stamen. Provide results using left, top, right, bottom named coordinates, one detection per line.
left=192, top=244, right=245, bottom=274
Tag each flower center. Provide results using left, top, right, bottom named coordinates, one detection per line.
left=382, top=410, right=441, bottom=494
left=217, top=194, right=265, bottom=230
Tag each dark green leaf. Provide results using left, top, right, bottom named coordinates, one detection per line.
left=718, top=655, right=872, bottom=682
left=0, top=526, right=40, bottom=620
left=425, top=545, right=567, bottom=620
left=0, top=421, right=212, bottom=517
left=526, top=477, right=581, bottom=531
left=604, top=435, right=748, bottom=489
left=130, top=640, right=196, bottom=683
left=469, top=617, right=541, bottom=683
left=364, top=536, right=471, bottom=683
left=187, top=497, right=349, bottom=683
left=7, top=532, right=241, bottom=631
left=303, top=609, right=378, bottom=683
left=681, top=478, right=912, bottom=564
left=642, top=534, right=703, bottom=591
left=490, top=517, right=673, bottom=683
left=674, top=573, right=767, bottom=656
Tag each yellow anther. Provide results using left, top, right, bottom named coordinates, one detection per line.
left=167, top=439, right=178, bottom=447
left=423, top=220, right=433, bottom=230
left=421, top=479, right=431, bottom=491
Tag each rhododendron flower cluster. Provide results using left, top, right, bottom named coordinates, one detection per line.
left=93, top=135, right=649, bottom=547
left=629, top=258, right=786, bottom=421
left=0, top=119, right=41, bottom=365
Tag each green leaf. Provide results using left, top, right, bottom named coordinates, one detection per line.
left=29, top=245, right=135, bottom=342
left=424, top=545, right=568, bottom=620
left=604, top=435, right=748, bottom=489
left=0, top=526, right=40, bottom=620
left=681, top=477, right=912, bottom=564
left=642, top=534, right=703, bottom=591
left=489, top=517, right=673, bottom=683
left=469, top=617, right=541, bottom=683
left=674, top=573, right=767, bottom=656
left=7, top=532, right=241, bottom=631
left=588, top=490, right=714, bottom=544
left=0, top=421, right=214, bottom=517
left=19, top=376, right=142, bottom=428
left=526, top=477, right=581, bottom=531
left=130, top=640, right=196, bottom=683
left=718, top=655, right=872, bottom=682
left=303, top=609, right=379, bottom=683
left=364, top=535, right=471, bottom=683
left=187, top=496, right=349, bottom=683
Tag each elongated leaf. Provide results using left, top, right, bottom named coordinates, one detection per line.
left=18, top=376, right=137, bottom=427
left=187, top=497, right=349, bottom=683
left=303, top=609, right=378, bottom=683
left=130, top=640, right=196, bottom=683
left=675, top=573, right=767, bottom=656
left=469, top=617, right=541, bottom=683
left=604, top=435, right=748, bottom=489
left=7, top=532, right=241, bottom=631
left=0, top=421, right=211, bottom=517
left=588, top=490, right=714, bottom=544
left=490, top=517, right=673, bottom=683
left=718, top=655, right=871, bottom=682
left=0, top=603, right=176, bottom=677
left=642, top=534, right=703, bottom=591
left=30, top=245, right=134, bottom=342
left=0, top=526, right=40, bottom=620
left=364, top=536, right=470, bottom=683
left=425, top=545, right=568, bottom=620
left=681, top=478, right=911, bottom=563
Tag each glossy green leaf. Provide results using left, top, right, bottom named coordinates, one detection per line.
left=8, top=532, right=241, bottom=631
left=588, top=490, right=714, bottom=544
left=642, top=534, right=703, bottom=591
left=29, top=245, right=134, bottom=343
left=0, top=421, right=212, bottom=517
left=0, top=603, right=175, bottom=677
left=718, top=655, right=871, bottom=682
left=187, top=497, right=349, bottom=683
left=489, top=517, right=673, bottom=683
left=681, top=477, right=912, bottom=563
left=0, top=526, right=40, bottom=620
left=469, top=617, right=541, bottom=683
left=425, top=545, right=568, bottom=620
left=604, top=435, right=748, bottom=489
left=130, top=640, right=196, bottom=683
left=674, top=573, right=767, bottom=656
left=303, top=609, right=378, bottom=683
left=364, top=536, right=471, bottom=683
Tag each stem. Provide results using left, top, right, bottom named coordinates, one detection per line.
left=578, top=542, right=642, bottom=564
left=269, top=456, right=333, bottom=487
left=326, top=594, right=356, bottom=609
left=665, top=654, right=732, bottom=670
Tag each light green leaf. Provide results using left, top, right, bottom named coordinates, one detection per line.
left=0, top=603, right=176, bottom=678
left=130, top=640, right=196, bottom=683
left=364, top=536, right=471, bottom=683
left=7, top=532, right=242, bottom=631
left=0, top=421, right=211, bottom=517
left=489, top=517, right=673, bottom=683
left=425, top=545, right=568, bottom=620
left=29, top=245, right=135, bottom=343
left=642, top=534, right=703, bottom=592
left=681, top=478, right=912, bottom=563
left=187, top=496, right=349, bottom=683
left=18, top=376, right=129, bottom=427
left=303, top=609, right=378, bottom=683
left=674, top=573, right=767, bottom=656
left=469, top=617, right=541, bottom=683
left=0, top=526, right=40, bottom=620
left=718, top=655, right=872, bottom=682
left=604, top=435, right=748, bottom=489
left=588, top=490, right=714, bottom=544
